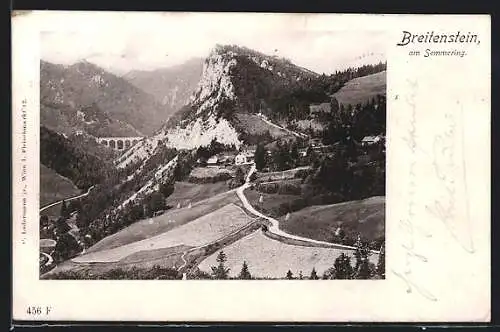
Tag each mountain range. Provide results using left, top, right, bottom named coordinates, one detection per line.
left=41, top=44, right=386, bottom=169
left=116, top=45, right=386, bottom=168
left=40, top=59, right=201, bottom=137
left=122, top=57, right=203, bottom=112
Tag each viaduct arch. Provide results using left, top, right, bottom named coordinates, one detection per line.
left=96, top=136, right=144, bottom=151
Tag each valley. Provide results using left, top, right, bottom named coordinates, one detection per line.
left=40, top=44, right=386, bottom=280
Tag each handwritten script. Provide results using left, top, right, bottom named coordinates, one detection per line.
left=392, top=78, right=437, bottom=302
left=426, top=103, right=475, bottom=254
left=392, top=80, right=476, bottom=302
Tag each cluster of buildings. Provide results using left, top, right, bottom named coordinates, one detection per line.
left=198, top=148, right=257, bottom=168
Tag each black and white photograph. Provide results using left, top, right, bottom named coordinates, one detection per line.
left=11, top=11, right=491, bottom=322
left=38, top=16, right=387, bottom=280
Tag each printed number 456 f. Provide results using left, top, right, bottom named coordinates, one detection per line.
left=26, top=306, right=51, bottom=316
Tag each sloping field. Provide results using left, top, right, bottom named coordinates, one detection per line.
left=165, top=181, right=229, bottom=208
left=279, top=196, right=385, bottom=245
left=188, top=166, right=233, bottom=183
left=234, top=113, right=290, bottom=139
left=245, top=188, right=301, bottom=218
left=333, top=71, right=386, bottom=106
left=75, top=203, right=254, bottom=263
left=198, top=230, right=378, bottom=279
left=43, top=246, right=186, bottom=279
left=86, top=190, right=240, bottom=253
left=40, top=164, right=81, bottom=214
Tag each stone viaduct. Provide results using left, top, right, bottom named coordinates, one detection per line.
left=96, top=136, right=144, bottom=151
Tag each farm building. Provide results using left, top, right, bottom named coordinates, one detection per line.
left=196, top=157, right=208, bottom=167
left=298, top=148, right=308, bottom=157
left=243, top=149, right=255, bottom=162
left=309, top=102, right=331, bottom=117
left=217, top=151, right=237, bottom=166
left=235, top=153, right=247, bottom=165
left=361, top=135, right=382, bottom=147
left=207, top=156, right=219, bottom=167
left=309, top=138, right=322, bottom=148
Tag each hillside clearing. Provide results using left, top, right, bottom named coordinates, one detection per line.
left=165, top=181, right=229, bottom=208
left=245, top=188, right=303, bottom=218
left=40, top=164, right=81, bottom=216
left=233, top=113, right=291, bottom=139
left=333, top=71, right=386, bottom=106
left=74, top=203, right=254, bottom=263
left=188, top=166, right=233, bottom=183
left=198, top=230, right=378, bottom=279
left=279, top=196, right=385, bottom=246
left=86, top=190, right=240, bottom=253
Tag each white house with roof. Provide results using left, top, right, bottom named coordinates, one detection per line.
left=361, top=135, right=382, bottom=146
left=309, top=102, right=331, bottom=117
left=235, top=153, right=247, bottom=165
left=207, top=156, right=219, bottom=167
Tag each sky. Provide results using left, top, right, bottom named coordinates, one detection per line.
left=40, top=12, right=387, bottom=76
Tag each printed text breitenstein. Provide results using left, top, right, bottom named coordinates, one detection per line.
left=396, top=31, right=481, bottom=46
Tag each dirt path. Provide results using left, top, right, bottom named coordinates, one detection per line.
left=39, top=185, right=95, bottom=269
left=40, top=252, right=53, bottom=266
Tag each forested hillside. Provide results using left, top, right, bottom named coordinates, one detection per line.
left=40, top=126, right=113, bottom=189
left=41, top=60, right=170, bottom=136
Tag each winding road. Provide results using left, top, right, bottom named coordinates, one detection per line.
left=178, top=163, right=379, bottom=276
left=39, top=185, right=95, bottom=268
left=236, top=163, right=378, bottom=252
left=40, top=251, right=54, bottom=266
left=40, top=185, right=96, bottom=213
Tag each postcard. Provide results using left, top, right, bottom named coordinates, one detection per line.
left=12, top=11, right=490, bottom=322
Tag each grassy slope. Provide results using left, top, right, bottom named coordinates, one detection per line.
left=245, top=188, right=301, bottom=218
left=165, top=181, right=229, bottom=208
left=233, top=113, right=292, bottom=138
left=74, top=203, right=254, bottom=263
left=198, top=229, right=378, bottom=279
left=279, top=196, right=385, bottom=244
left=333, top=71, right=386, bottom=106
left=40, top=164, right=81, bottom=216
left=86, top=190, right=240, bottom=253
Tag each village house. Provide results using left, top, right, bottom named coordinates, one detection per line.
left=206, top=156, right=219, bottom=167
left=214, top=153, right=234, bottom=166
left=309, top=102, right=331, bottom=118
left=196, top=157, right=207, bottom=167
left=235, top=153, right=247, bottom=165
left=244, top=149, right=255, bottom=162
left=309, top=138, right=322, bottom=148
left=361, top=135, right=382, bottom=147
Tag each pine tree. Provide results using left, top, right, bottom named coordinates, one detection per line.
left=299, top=271, right=303, bottom=280
left=254, top=143, right=267, bottom=171
left=60, top=200, right=69, bottom=219
left=356, top=258, right=371, bottom=279
left=211, top=251, right=230, bottom=279
left=238, top=261, right=252, bottom=280
left=286, top=269, right=294, bottom=280
left=333, top=253, right=353, bottom=279
left=310, top=268, right=319, bottom=280
left=354, top=234, right=370, bottom=272
left=290, top=141, right=299, bottom=166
